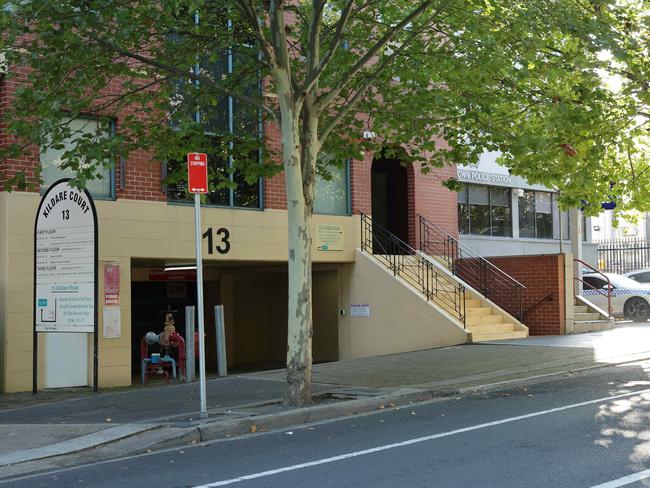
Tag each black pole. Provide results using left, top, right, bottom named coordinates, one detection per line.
left=92, top=190, right=99, bottom=393
left=33, top=193, right=38, bottom=395
left=32, top=332, right=37, bottom=395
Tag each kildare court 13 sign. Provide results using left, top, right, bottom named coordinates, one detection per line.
left=33, top=178, right=98, bottom=392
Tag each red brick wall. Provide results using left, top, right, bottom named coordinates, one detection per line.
left=350, top=149, right=458, bottom=248
left=0, top=69, right=40, bottom=191
left=1, top=65, right=460, bottom=225
left=0, top=66, right=167, bottom=200
left=486, top=254, right=566, bottom=335
left=262, top=120, right=286, bottom=209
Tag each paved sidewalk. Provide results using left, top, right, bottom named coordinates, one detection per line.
left=3, top=323, right=650, bottom=478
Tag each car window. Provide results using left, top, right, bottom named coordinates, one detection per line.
left=607, top=274, right=648, bottom=288
left=635, top=272, right=650, bottom=283
left=584, top=276, right=606, bottom=289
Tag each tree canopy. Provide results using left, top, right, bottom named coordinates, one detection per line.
left=1, top=0, right=646, bottom=212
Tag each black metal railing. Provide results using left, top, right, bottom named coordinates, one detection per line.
left=360, top=213, right=466, bottom=327
left=418, top=215, right=525, bottom=322
left=597, top=238, right=650, bottom=274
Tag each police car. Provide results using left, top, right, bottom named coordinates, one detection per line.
left=582, top=272, right=650, bottom=321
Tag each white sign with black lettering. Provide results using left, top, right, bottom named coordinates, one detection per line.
left=350, top=304, right=371, bottom=317
left=35, top=180, right=96, bottom=333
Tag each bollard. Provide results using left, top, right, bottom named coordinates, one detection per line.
left=185, top=305, right=195, bottom=382
left=214, top=305, right=228, bottom=377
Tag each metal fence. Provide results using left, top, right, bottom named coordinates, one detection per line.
left=597, top=238, right=650, bottom=274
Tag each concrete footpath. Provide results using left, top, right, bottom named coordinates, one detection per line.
left=3, top=323, right=650, bottom=479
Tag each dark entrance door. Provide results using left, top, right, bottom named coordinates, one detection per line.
left=371, top=155, right=409, bottom=253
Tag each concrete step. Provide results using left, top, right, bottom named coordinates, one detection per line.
left=465, top=298, right=483, bottom=308
left=573, top=305, right=589, bottom=313
left=574, top=320, right=614, bottom=334
left=468, top=323, right=516, bottom=334
left=465, top=306, right=493, bottom=316
left=573, top=312, right=602, bottom=321
left=471, top=330, right=528, bottom=342
left=467, top=314, right=505, bottom=326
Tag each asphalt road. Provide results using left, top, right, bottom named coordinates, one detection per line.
left=5, top=361, right=650, bottom=488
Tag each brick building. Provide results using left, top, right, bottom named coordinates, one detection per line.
left=0, top=56, right=590, bottom=393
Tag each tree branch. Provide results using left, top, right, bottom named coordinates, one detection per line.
left=318, top=18, right=441, bottom=143
left=299, top=0, right=355, bottom=95
left=88, top=35, right=279, bottom=124
left=316, top=0, right=448, bottom=111
left=233, top=0, right=278, bottom=70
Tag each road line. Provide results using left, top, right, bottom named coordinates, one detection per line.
left=589, top=469, right=650, bottom=487
left=193, top=387, right=650, bottom=487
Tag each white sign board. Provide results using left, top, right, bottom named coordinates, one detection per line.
left=102, top=307, right=121, bottom=339
left=35, top=180, right=97, bottom=333
left=350, top=304, right=371, bottom=317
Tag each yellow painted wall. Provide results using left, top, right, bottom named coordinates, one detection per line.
left=338, top=251, right=469, bottom=360
left=0, top=193, right=7, bottom=392
left=313, top=270, right=339, bottom=361
left=2, top=191, right=471, bottom=393
left=0, top=192, right=358, bottom=392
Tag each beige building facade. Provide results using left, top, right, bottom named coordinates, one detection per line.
left=0, top=190, right=474, bottom=393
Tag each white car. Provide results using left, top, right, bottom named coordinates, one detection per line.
left=624, top=269, right=650, bottom=284
left=582, top=272, right=650, bottom=321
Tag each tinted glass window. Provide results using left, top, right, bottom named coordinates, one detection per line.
left=583, top=277, right=606, bottom=289
left=457, top=184, right=511, bottom=237
left=631, top=272, right=650, bottom=284
left=41, top=118, right=114, bottom=198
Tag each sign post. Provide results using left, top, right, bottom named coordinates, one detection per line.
left=188, top=153, right=208, bottom=418
left=33, top=179, right=98, bottom=393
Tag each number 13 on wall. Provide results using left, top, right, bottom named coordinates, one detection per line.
left=202, top=227, right=230, bottom=255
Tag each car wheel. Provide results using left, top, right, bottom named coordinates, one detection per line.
left=624, top=297, right=650, bottom=322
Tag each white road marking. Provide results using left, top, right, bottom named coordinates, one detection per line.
left=589, top=468, right=650, bottom=487
left=193, top=388, right=650, bottom=487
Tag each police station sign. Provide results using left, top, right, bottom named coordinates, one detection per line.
left=34, top=179, right=97, bottom=333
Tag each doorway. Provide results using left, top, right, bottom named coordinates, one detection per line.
left=371, top=153, right=411, bottom=251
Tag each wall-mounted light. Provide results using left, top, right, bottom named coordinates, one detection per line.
left=164, top=265, right=197, bottom=271
left=513, top=188, right=525, bottom=197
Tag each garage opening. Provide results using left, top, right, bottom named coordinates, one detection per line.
left=130, top=261, right=339, bottom=382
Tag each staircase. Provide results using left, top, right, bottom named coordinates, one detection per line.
left=360, top=213, right=527, bottom=342
left=572, top=295, right=613, bottom=333
left=418, top=215, right=528, bottom=341
left=465, top=295, right=527, bottom=342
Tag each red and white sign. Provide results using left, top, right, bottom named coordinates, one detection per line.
left=104, top=263, right=120, bottom=306
left=187, top=153, right=208, bottom=194
left=149, top=270, right=197, bottom=282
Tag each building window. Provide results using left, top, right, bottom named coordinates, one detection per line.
left=40, top=118, right=114, bottom=199
left=519, top=190, right=568, bottom=239
left=165, top=43, right=262, bottom=208
left=314, top=161, right=350, bottom=215
left=458, top=184, right=512, bottom=237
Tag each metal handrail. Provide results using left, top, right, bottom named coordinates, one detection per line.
left=523, top=292, right=553, bottom=319
left=418, top=215, right=525, bottom=322
left=574, top=258, right=612, bottom=316
left=359, top=212, right=466, bottom=327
